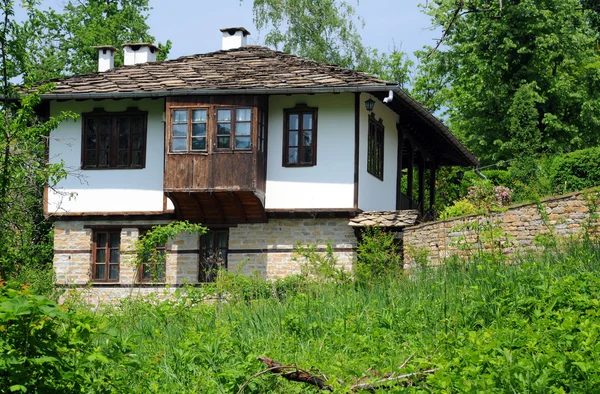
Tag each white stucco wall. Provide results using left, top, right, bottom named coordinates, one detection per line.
left=48, top=99, right=170, bottom=214
left=266, top=93, right=356, bottom=209
left=357, top=92, right=399, bottom=211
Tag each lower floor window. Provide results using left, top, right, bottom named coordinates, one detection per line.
left=92, top=231, right=120, bottom=281
left=199, top=230, right=228, bottom=282
left=139, top=240, right=167, bottom=282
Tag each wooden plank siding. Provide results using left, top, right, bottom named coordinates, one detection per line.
left=164, top=96, right=268, bottom=223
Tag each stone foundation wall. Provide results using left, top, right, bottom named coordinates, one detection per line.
left=229, top=218, right=357, bottom=279
left=55, top=217, right=357, bottom=305
left=404, top=190, right=600, bottom=267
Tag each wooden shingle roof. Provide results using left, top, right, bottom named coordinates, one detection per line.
left=46, top=46, right=394, bottom=96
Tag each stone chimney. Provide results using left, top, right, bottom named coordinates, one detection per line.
left=220, top=27, right=251, bottom=50
left=122, top=43, right=160, bottom=66
left=93, top=46, right=117, bottom=72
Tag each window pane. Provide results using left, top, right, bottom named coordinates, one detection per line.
left=174, top=110, right=187, bottom=122
left=236, top=122, right=251, bottom=136
left=235, top=136, right=251, bottom=149
left=217, top=109, right=231, bottom=122
left=142, top=264, right=151, bottom=281
left=192, top=110, right=207, bottom=122
left=109, top=264, right=119, bottom=280
left=97, top=233, right=107, bottom=247
left=288, top=147, right=298, bottom=164
left=303, top=114, right=313, bottom=129
left=236, top=108, right=251, bottom=121
left=110, top=249, right=120, bottom=264
left=302, top=147, right=313, bottom=163
left=110, top=233, right=120, bottom=248
left=172, top=138, right=187, bottom=151
left=192, top=123, right=206, bottom=137
left=95, top=264, right=105, bottom=279
left=99, top=151, right=109, bottom=166
left=289, top=114, right=299, bottom=130
left=118, top=150, right=128, bottom=166
left=217, top=123, right=231, bottom=135
left=217, top=136, right=230, bottom=148
left=216, top=232, right=228, bottom=248
left=192, top=137, right=206, bottom=150
left=86, top=150, right=97, bottom=166
left=302, top=131, right=312, bottom=146
left=96, top=249, right=106, bottom=263
left=132, top=133, right=143, bottom=149
left=100, top=133, right=110, bottom=149
left=132, top=151, right=142, bottom=165
left=289, top=131, right=298, bottom=147
left=172, top=123, right=187, bottom=137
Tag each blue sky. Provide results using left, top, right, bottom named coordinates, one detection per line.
left=36, top=0, right=438, bottom=62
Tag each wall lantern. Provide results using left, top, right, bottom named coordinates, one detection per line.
left=365, top=97, right=375, bottom=113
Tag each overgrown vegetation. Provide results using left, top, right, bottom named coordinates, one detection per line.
left=2, top=232, right=600, bottom=392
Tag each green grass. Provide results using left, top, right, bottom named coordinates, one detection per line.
left=3, top=240, right=600, bottom=392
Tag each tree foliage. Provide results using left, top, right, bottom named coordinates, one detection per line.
left=414, top=0, right=600, bottom=164
left=22, top=0, right=171, bottom=82
left=248, top=0, right=414, bottom=86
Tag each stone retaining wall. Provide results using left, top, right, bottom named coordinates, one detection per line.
left=403, top=190, right=600, bottom=267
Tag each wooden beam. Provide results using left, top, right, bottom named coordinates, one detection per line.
left=398, top=123, right=435, bottom=163
left=395, top=123, right=404, bottom=210
left=208, top=192, right=224, bottom=222
left=353, top=92, right=360, bottom=209
left=190, top=192, right=206, bottom=222
left=230, top=191, right=247, bottom=223
left=418, top=153, right=425, bottom=216
left=407, top=140, right=414, bottom=209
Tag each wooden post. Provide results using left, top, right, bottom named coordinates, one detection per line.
left=407, top=141, right=414, bottom=209
left=418, top=153, right=425, bottom=216
left=429, top=161, right=436, bottom=214
left=395, top=124, right=404, bottom=210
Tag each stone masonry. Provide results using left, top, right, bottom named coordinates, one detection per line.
left=229, top=218, right=357, bottom=279
left=55, top=217, right=357, bottom=305
left=403, top=189, right=600, bottom=267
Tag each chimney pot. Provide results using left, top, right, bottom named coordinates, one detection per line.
left=220, top=27, right=250, bottom=50
left=122, top=43, right=161, bottom=66
left=93, top=46, right=117, bottom=72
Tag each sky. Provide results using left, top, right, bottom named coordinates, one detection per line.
left=35, top=0, right=439, bottom=63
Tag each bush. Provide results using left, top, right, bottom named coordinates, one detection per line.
left=355, top=227, right=402, bottom=284
left=549, top=146, right=600, bottom=194
left=440, top=199, right=477, bottom=219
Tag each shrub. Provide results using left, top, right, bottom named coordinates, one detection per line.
left=355, top=227, right=402, bottom=283
left=549, top=146, right=600, bottom=194
left=440, top=199, right=478, bottom=219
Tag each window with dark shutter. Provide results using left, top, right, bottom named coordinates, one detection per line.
left=367, top=115, right=384, bottom=180
left=82, top=108, right=147, bottom=169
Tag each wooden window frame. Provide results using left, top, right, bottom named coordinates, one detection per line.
left=137, top=229, right=168, bottom=283
left=169, top=106, right=253, bottom=153
left=367, top=114, right=385, bottom=181
left=199, top=229, right=229, bottom=283
left=81, top=107, right=147, bottom=169
left=283, top=104, right=318, bottom=167
left=91, top=230, right=121, bottom=282
left=170, top=107, right=209, bottom=153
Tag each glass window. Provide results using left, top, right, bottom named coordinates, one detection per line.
left=367, top=115, right=384, bottom=180
left=82, top=110, right=147, bottom=169
left=92, top=230, right=120, bottom=282
left=138, top=230, right=167, bottom=282
left=283, top=106, right=317, bottom=166
left=199, top=230, right=228, bottom=283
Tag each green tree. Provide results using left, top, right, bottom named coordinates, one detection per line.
left=0, top=0, right=76, bottom=280
left=248, top=0, right=413, bottom=85
left=23, top=0, right=172, bottom=82
left=413, top=0, right=600, bottom=164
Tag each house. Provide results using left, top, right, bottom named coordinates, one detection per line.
left=44, top=28, right=478, bottom=303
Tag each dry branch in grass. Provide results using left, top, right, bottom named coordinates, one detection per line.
left=350, top=368, right=439, bottom=392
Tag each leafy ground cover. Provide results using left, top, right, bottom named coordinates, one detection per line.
left=2, top=239, right=600, bottom=393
